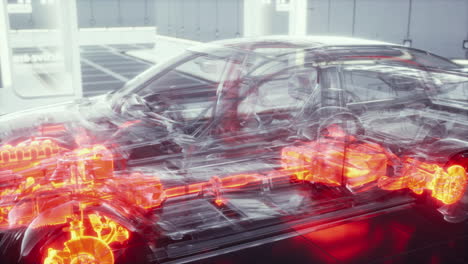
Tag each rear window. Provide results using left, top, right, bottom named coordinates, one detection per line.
left=324, top=47, right=459, bottom=70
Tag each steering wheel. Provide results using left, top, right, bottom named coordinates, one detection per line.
left=317, top=111, right=365, bottom=138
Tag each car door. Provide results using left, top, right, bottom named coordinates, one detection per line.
left=338, top=61, right=436, bottom=147
left=123, top=52, right=236, bottom=167
left=206, top=59, right=320, bottom=163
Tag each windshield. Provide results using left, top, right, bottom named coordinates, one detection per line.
left=109, top=45, right=265, bottom=128
left=110, top=44, right=295, bottom=123
left=110, top=51, right=193, bottom=102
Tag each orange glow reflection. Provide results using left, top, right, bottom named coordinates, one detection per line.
left=302, top=221, right=374, bottom=261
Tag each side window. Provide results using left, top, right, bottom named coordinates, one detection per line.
left=430, top=71, right=468, bottom=100
left=343, top=70, right=395, bottom=103
left=343, top=64, right=429, bottom=104
left=239, top=68, right=317, bottom=114
left=236, top=68, right=318, bottom=130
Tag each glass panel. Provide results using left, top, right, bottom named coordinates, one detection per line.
left=343, top=70, right=396, bottom=102
left=342, top=63, right=428, bottom=103
left=239, top=68, right=317, bottom=114
left=0, top=2, right=12, bottom=91
left=0, top=60, right=3, bottom=88
left=8, top=0, right=79, bottom=98
left=429, top=71, right=468, bottom=102
left=138, top=53, right=229, bottom=120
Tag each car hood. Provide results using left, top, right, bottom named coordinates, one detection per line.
left=0, top=95, right=122, bottom=146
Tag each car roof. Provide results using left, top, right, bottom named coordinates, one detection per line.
left=209, top=35, right=400, bottom=51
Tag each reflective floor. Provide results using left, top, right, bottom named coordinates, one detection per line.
left=12, top=43, right=155, bottom=98
left=79, top=44, right=154, bottom=97
left=192, top=206, right=468, bottom=264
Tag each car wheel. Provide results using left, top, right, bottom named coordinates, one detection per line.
left=438, top=151, right=468, bottom=223
left=20, top=207, right=152, bottom=264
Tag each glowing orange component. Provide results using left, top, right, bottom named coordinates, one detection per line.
left=282, top=139, right=342, bottom=186
left=0, top=140, right=163, bottom=229
left=214, top=198, right=226, bottom=206
left=324, top=124, right=354, bottom=140
left=378, top=159, right=467, bottom=205
left=282, top=125, right=466, bottom=205
left=0, top=139, right=64, bottom=172
left=164, top=173, right=263, bottom=200
left=1, top=127, right=466, bottom=264
left=343, top=142, right=389, bottom=187
left=40, top=124, right=66, bottom=134
left=119, top=120, right=142, bottom=129
left=44, top=214, right=129, bottom=264
left=117, top=172, right=164, bottom=209
left=281, top=136, right=389, bottom=188
left=429, top=165, right=467, bottom=204
left=165, top=183, right=205, bottom=198
left=221, top=173, right=262, bottom=188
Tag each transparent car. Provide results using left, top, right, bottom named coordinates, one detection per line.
left=0, top=36, right=467, bottom=264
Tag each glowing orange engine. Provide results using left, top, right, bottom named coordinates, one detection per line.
left=0, top=139, right=65, bottom=177
left=0, top=139, right=63, bottom=164
left=0, top=139, right=163, bottom=229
